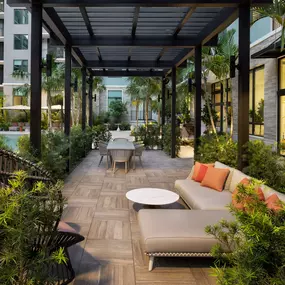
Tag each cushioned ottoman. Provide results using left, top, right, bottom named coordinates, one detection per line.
left=138, top=209, right=234, bottom=271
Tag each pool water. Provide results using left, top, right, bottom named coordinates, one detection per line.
left=1, top=132, right=29, bottom=150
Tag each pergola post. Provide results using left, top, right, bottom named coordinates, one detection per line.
left=30, top=2, right=42, bottom=157
left=238, top=2, right=250, bottom=170
left=65, top=44, right=71, bottom=171
left=171, top=67, right=176, bottom=158
left=81, top=67, right=87, bottom=131
left=88, top=75, right=94, bottom=127
left=194, top=45, right=202, bottom=154
left=161, top=77, right=166, bottom=127
left=64, top=44, right=72, bottom=137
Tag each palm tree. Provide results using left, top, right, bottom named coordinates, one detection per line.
left=252, top=0, right=285, bottom=50
left=126, top=81, right=144, bottom=127
left=42, top=57, right=65, bottom=129
left=126, top=77, right=161, bottom=127
left=209, top=29, right=238, bottom=136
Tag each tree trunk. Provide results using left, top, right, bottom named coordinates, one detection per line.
left=157, top=108, right=161, bottom=125
left=222, top=80, right=228, bottom=136
left=76, top=91, right=81, bottom=125
left=136, top=103, right=139, bottom=127
left=145, top=96, right=149, bottom=127
left=203, top=77, right=217, bottom=136
left=47, top=89, right=52, bottom=130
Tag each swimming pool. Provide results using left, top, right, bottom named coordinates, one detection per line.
left=0, top=132, right=29, bottom=150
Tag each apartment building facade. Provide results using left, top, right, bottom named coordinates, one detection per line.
left=211, top=17, right=285, bottom=151
left=1, top=0, right=49, bottom=107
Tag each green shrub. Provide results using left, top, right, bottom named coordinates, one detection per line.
left=0, top=135, right=10, bottom=150
left=196, top=134, right=238, bottom=168
left=0, top=121, right=10, bottom=131
left=108, top=101, right=127, bottom=123
left=120, top=122, right=131, bottom=130
left=18, top=126, right=111, bottom=179
left=132, top=123, right=162, bottom=149
left=162, top=124, right=181, bottom=157
left=0, top=171, right=66, bottom=285
left=244, top=140, right=285, bottom=194
left=206, top=179, right=285, bottom=285
left=18, top=131, right=69, bottom=179
left=92, top=125, right=112, bottom=149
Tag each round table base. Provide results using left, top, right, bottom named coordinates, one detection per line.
left=132, top=201, right=185, bottom=212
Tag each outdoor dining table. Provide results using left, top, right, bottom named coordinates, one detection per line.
left=107, top=140, right=136, bottom=171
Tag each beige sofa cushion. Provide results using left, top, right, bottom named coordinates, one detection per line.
left=187, top=166, right=195, bottom=180
left=175, top=179, right=232, bottom=210
left=214, top=161, right=234, bottom=191
left=229, top=169, right=251, bottom=193
left=261, top=185, right=285, bottom=203
left=138, top=209, right=234, bottom=253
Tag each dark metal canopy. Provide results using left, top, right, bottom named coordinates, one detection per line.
left=8, top=0, right=271, bottom=77
left=251, top=37, right=285, bottom=59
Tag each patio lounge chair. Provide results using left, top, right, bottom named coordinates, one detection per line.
left=110, top=149, right=133, bottom=174
left=134, top=144, right=144, bottom=168
left=0, top=148, right=84, bottom=284
left=98, top=141, right=109, bottom=168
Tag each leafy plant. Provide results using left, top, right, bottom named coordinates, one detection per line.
left=196, top=134, right=238, bottom=167
left=201, top=102, right=219, bottom=133
left=162, top=123, right=181, bottom=157
left=0, top=135, right=10, bottom=150
left=120, top=122, right=131, bottom=130
left=244, top=140, right=285, bottom=194
left=0, top=171, right=66, bottom=285
left=108, top=101, right=128, bottom=123
left=206, top=179, right=285, bottom=285
left=92, top=125, right=112, bottom=149
left=132, top=123, right=162, bottom=150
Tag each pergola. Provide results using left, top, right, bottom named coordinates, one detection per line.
left=8, top=0, right=272, bottom=169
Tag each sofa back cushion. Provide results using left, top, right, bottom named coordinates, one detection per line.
left=261, top=185, right=285, bottom=203
left=215, top=161, right=234, bottom=191
left=229, top=169, right=251, bottom=193
left=187, top=166, right=195, bottom=180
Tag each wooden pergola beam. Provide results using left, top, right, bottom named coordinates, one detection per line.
left=7, top=0, right=272, bottom=8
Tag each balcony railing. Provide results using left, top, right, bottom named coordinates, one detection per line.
left=131, top=110, right=152, bottom=121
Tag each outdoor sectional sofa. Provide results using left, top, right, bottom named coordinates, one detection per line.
left=138, top=161, right=285, bottom=271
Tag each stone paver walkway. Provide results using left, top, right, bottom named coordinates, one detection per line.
left=62, top=149, right=216, bottom=285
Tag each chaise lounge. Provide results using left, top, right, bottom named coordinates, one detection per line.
left=138, top=161, right=285, bottom=271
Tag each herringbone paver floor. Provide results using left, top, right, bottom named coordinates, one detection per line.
left=63, top=149, right=216, bottom=285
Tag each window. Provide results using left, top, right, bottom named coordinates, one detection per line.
left=108, top=90, right=122, bottom=109
left=14, top=9, right=28, bottom=24
left=211, top=79, right=232, bottom=133
left=13, top=87, right=27, bottom=105
left=13, top=60, right=28, bottom=73
left=249, top=66, right=264, bottom=136
left=14, top=35, right=28, bottom=50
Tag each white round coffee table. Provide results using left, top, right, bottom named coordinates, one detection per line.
left=126, top=188, right=179, bottom=210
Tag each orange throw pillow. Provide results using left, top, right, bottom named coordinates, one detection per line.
left=232, top=178, right=265, bottom=210
left=195, top=164, right=210, bottom=182
left=192, top=162, right=201, bottom=181
left=266, top=194, right=283, bottom=211
left=192, top=162, right=214, bottom=181
left=200, top=168, right=230, bottom=192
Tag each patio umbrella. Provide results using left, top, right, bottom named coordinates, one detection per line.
left=42, top=105, right=65, bottom=110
